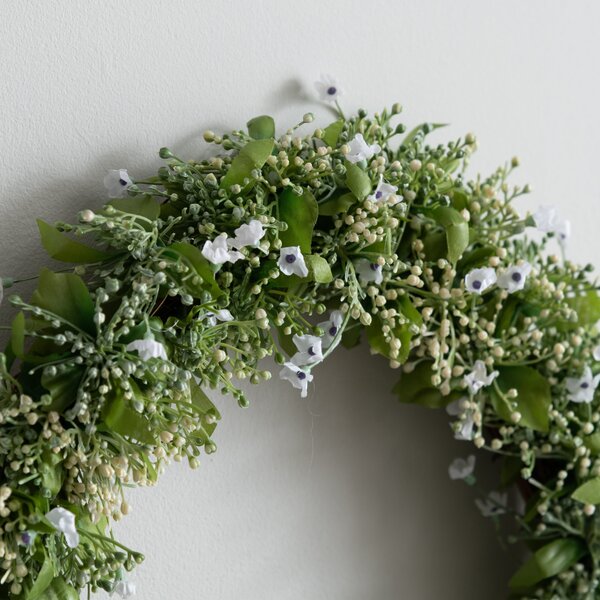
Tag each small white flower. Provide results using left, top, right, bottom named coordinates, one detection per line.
left=280, top=362, right=313, bottom=398
left=475, top=491, right=507, bottom=518
left=318, top=310, right=344, bottom=348
left=112, top=580, right=136, bottom=598
left=566, top=366, right=600, bottom=403
left=278, top=246, right=308, bottom=277
left=448, top=455, right=476, bottom=480
left=356, top=258, right=383, bottom=285
left=464, top=360, right=498, bottom=395
left=228, top=219, right=266, bottom=250
left=497, top=262, right=532, bottom=293
left=532, top=206, right=558, bottom=233
left=593, top=346, right=600, bottom=361
left=291, top=334, right=323, bottom=366
left=126, top=337, right=168, bottom=361
left=104, top=169, right=132, bottom=198
left=45, top=507, right=79, bottom=548
left=455, top=414, right=475, bottom=441
left=202, top=233, right=244, bottom=265
left=204, top=309, right=234, bottom=327
left=368, top=176, right=399, bottom=204
left=465, top=267, right=497, bottom=294
left=555, top=218, right=571, bottom=244
left=345, top=134, right=381, bottom=164
left=314, top=74, right=343, bottom=103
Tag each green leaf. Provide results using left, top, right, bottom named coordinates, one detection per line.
left=164, top=242, right=222, bottom=298
left=491, top=366, right=551, bottom=432
left=26, top=552, right=55, bottom=600
left=392, top=361, right=458, bottom=408
left=322, top=119, right=344, bottom=147
left=41, top=366, right=84, bottom=413
left=107, top=196, right=160, bottom=221
left=11, top=311, right=25, bottom=358
left=559, top=291, right=600, bottom=331
left=345, top=162, right=372, bottom=201
left=509, top=538, right=586, bottom=591
left=398, top=295, right=422, bottom=327
left=247, top=115, right=275, bottom=140
left=220, top=138, right=274, bottom=189
left=402, top=122, right=448, bottom=146
left=572, top=478, right=600, bottom=504
left=37, top=220, right=114, bottom=264
left=305, top=255, right=333, bottom=284
left=190, top=380, right=220, bottom=437
left=39, top=452, right=63, bottom=499
left=458, top=246, right=495, bottom=273
left=432, top=207, right=469, bottom=264
left=278, top=188, right=318, bottom=253
left=367, top=316, right=412, bottom=364
left=101, top=387, right=154, bottom=445
left=318, top=192, right=355, bottom=216
left=584, top=433, right=600, bottom=455
left=341, top=325, right=361, bottom=349
left=31, top=269, right=95, bottom=335
left=37, top=577, right=79, bottom=600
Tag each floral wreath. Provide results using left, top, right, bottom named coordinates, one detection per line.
left=1, top=75, right=600, bottom=599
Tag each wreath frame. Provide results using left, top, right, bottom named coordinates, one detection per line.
left=1, top=82, right=600, bottom=599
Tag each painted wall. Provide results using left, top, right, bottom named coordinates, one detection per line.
left=1, top=1, right=599, bottom=598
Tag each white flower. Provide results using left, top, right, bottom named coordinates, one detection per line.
left=204, top=309, right=234, bottom=327
left=278, top=246, right=308, bottom=277
left=45, top=507, right=79, bottom=548
left=464, top=360, right=498, bottom=395
left=566, top=366, right=600, bottom=403
left=448, top=455, right=476, bottom=480
left=126, top=336, right=168, bottom=361
left=356, top=258, right=383, bottom=285
left=533, top=206, right=570, bottom=243
left=314, top=74, right=343, bottom=102
left=593, top=346, right=600, bottom=361
left=228, top=219, right=265, bottom=250
left=112, top=580, right=136, bottom=598
left=497, top=262, right=532, bottom=293
left=464, top=267, right=497, bottom=294
left=555, top=218, right=571, bottom=244
left=104, top=169, right=132, bottom=198
left=280, top=362, right=313, bottom=398
left=368, top=176, right=399, bottom=204
left=455, top=414, right=475, bottom=441
left=318, top=310, right=344, bottom=348
left=345, top=134, right=381, bottom=164
left=291, top=334, right=323, bottom=366
left=202, top=233, right=244, bottom=265
left=475, top=491, right=507, bottom=517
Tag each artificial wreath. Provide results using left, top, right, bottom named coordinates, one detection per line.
left=1, top=75, right=600, bottom=599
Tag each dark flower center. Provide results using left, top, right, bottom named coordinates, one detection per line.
left=119, top=178, right=128, bottom=186
left=327, top=86, right=337, bottom=95
left=297, top=371, right=306, bottom=380
left=472, top=280, right=482, bottom=290
left=21, top=532, right=31, bottom=545
left=370, top=263, right=379, bottom=271
left=329, top=326, right=338, bottom=336
left=308, top=346, right=316, bottom=356
left=285, top=254, right=296, bottom=264
left=511, top=272, right=522, bottom=282
left=375, top=191, right=383, bottom=199
left=581, top=382, right=590, bottom=389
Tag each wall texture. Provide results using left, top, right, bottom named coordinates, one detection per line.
left=1, top=1, right=599, bottom=598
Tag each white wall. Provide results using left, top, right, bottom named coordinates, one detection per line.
left=1, top=1, right=599, bottom=598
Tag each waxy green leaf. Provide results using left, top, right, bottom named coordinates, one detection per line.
left=305, top=255, right=333, bottom=284
left=101, top=387, right=154, bottom=445
left=107, top=196, right=160, bottom=221
left=393, top=361, right=456, bottom=408
left=37, top=577, right=79, bottom=600
left=26, top=552, right=55, bottom=600
left=247, top=115, right=275, bottom=140
left=318, top=192, right=355, bottom=216
left=220, top=138, right=274, bottom=189
left=345, top=162, right=372, bottom=201
left=278, top=188, right=318, bottom=253
left=431, top=206, right=469, bottom=264
left=572, top=477, right=600, bottom=504
left=322, top=119, right=344, bottom=147
left=164, top=242, right=222, bottom=298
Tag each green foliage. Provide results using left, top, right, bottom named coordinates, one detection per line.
left=247, top=115, right=275, bottom=140
left=345, top=162, right=371, bottom=201
left=431, top=206, right=469, bottom=264
left=220, top=138, right=274, bottom=189
left=278, top=188, right=318, bottom=253
left=37, top=220, right=114, bottom=263
left=572, top=478, right=600, bottom=504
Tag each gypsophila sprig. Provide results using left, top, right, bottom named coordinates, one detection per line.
left=1, top=89, right=600, bottom=599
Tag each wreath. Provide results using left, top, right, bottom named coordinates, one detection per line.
left=2, top=76, right=600, bottom=599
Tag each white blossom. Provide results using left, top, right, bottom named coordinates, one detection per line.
left=202, top=233, right=243, bottom=265
left=475, top=491, right=507, bottom=517
left=555, top=218, right=571, bottom=244
left=126, top=337, right=168, bottom=361
left=112, top=581, right=136, bottom=598
left=280, top=362, right=313, bottom=398
left=368, top=176, right=399, bottom=204
left=104, top=169, right=132, bottom=198
left=533, top=206, right=570, bottom=243
left=465, top=267, right=497, bottom=294
left=449, top=455, right=476, bottom=480
left=345, top=134, right=381, bottom=164
left=455, top=414, right=475, bottom=441
left=314, top=74, right=343, bottom=103
left=228, top=219, right=265, bottom=250
left=566, top=366, right=600, bottom=403
left=291, top=334, right=323, bottom=366
left=497, top=262, right=532, bottom=293
left=45, top=507, right=79, bottom=548
left=204, top=309, right=234, bottom=327
left=593, top=346, right=600, bottom=361
left=278, top=246, right=308, bottom=277
left=356, top=258, right=383, bottom=285
left=318, top=310, right=344, bottom=348
left=464, top=360, right=498, bottom=395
